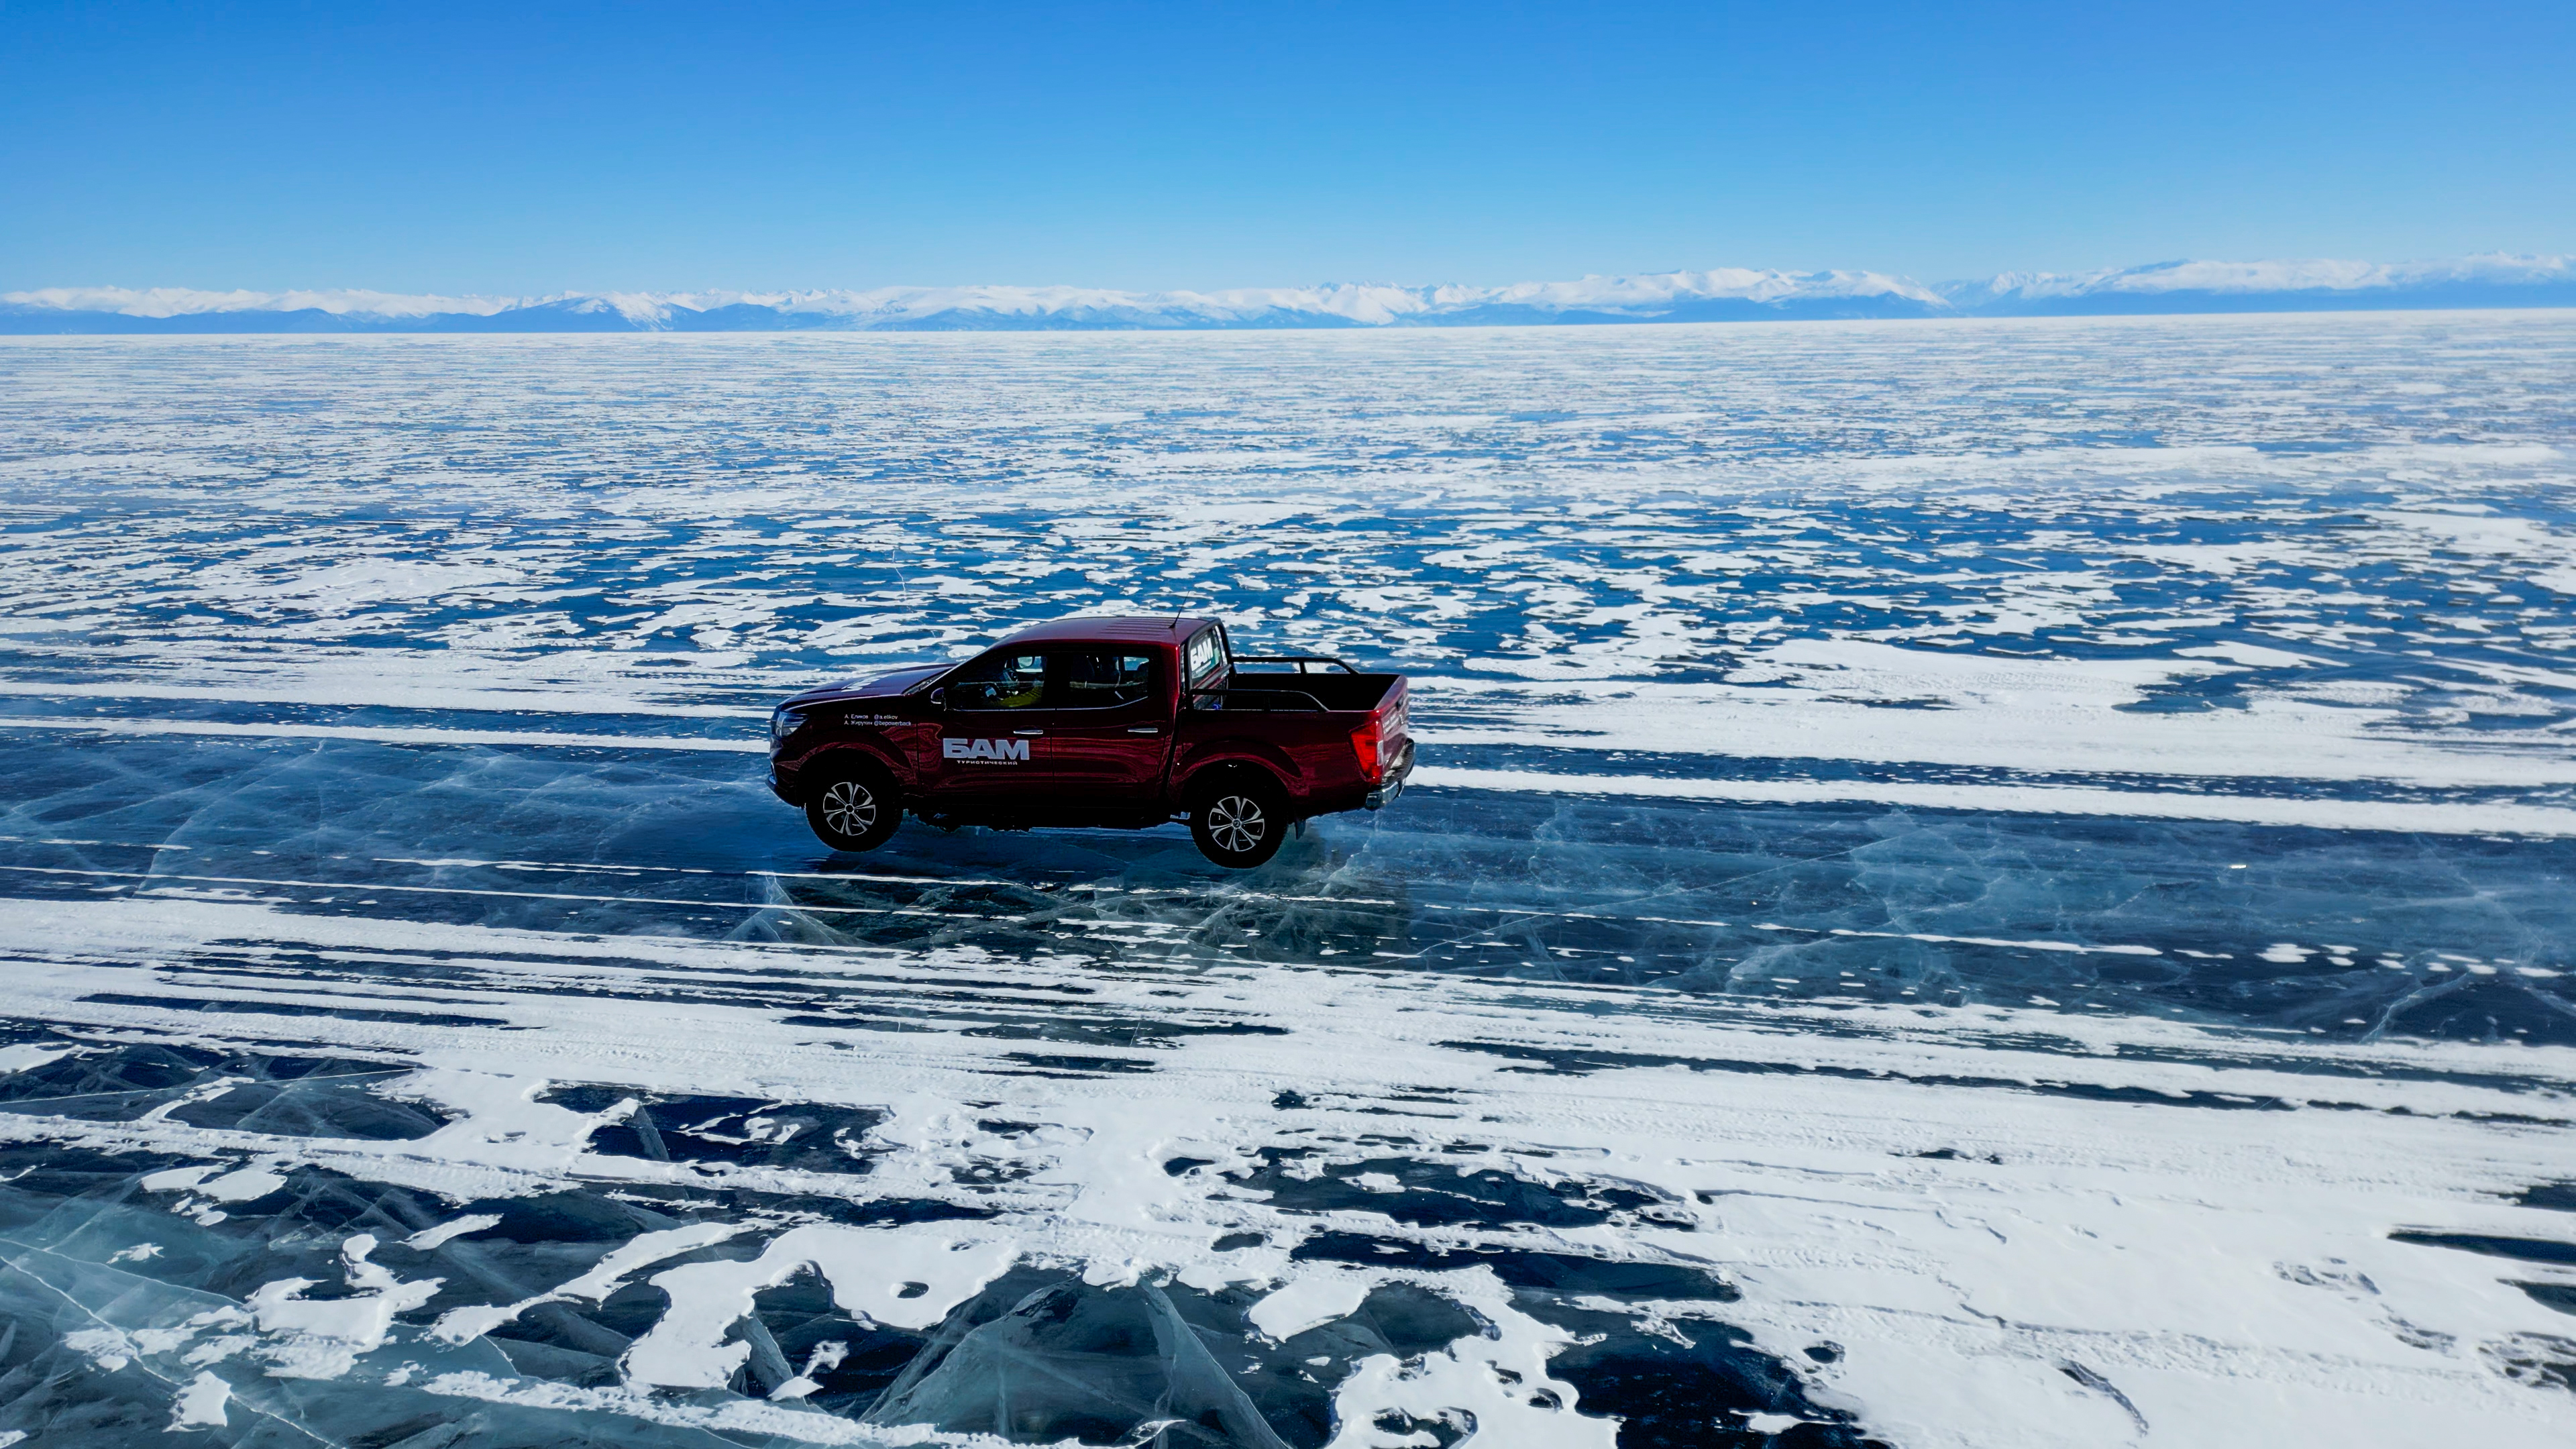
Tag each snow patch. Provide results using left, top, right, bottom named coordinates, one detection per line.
left=245, top=1234, right=442, bottom=1379
left=401, top=1213, right=502, bottom=1251
left=0, top=1042, right=74, bottom=1074
left=623, top=1224, right=1018, bottom=1389
left=429, top=1220, right=747, bottom=1345
left=1249, top=1271, right=1375, bottom=1342
left=1324, top=1271, right=1613, bottom=1449
left=168, top=1370, right=231, bottom=1429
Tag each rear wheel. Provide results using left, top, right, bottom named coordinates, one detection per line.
left=806, top=770, right=902, bottom=853
left=1190, top=776, right=1287, bottom=869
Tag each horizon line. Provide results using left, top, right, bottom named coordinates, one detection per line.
left=6, top=252, right=2573, bottom=333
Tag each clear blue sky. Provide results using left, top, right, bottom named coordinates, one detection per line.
left=3, top=1, right=2569, bottom=294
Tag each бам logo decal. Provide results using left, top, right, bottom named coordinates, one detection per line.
left=942, top=738, right=1031, bottom=762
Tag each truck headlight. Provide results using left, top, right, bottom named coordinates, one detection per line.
left=769, top=708, right=804, bottom=746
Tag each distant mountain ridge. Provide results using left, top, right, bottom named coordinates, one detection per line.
left=7, top=254, right=2571, bottom=333
left=1940, top=255, right=2576, bottom=315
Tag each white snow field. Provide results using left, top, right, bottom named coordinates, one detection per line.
left=1, top=313, right=2572, bottom=1447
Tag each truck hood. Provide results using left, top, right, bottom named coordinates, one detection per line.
left=782, top=663, right=947, bottom=708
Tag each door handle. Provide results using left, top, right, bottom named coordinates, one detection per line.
left=1126, top=727, right=1160, bottom=735
left=1012, top=729, right=1044, bottom=737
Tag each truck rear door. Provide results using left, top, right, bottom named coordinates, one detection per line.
left=1038, top=647, right=1171, bottom=800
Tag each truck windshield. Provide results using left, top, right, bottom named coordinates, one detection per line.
left=1183, top=627, right=1226, bottom=690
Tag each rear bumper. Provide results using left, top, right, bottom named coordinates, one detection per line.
left=1364, top=741, right=1415, bottom=810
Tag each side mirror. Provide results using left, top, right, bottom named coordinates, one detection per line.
left=927, top=688, right=947, bottom=710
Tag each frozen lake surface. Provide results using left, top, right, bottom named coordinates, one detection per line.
left=1, top=315, right=2573, bottom=1446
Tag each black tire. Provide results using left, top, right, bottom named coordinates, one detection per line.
left=806, top=769, right=902, bottom=853
left=1189, top=775, right=1288, bottom=869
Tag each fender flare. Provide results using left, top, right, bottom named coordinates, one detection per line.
left=1175, top=743, right=1297, bottom=804
left=794, top=739, right=907, bottom=796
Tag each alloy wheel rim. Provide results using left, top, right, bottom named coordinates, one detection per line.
left=822, top=780, right=878, bottom=836
left=1209, top=794, right=1265, bottom=854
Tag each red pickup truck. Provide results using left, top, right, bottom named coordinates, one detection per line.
left=767, top=616, right=1414, bottom=867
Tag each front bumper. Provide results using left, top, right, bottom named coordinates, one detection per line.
left=1364, top=741, right=1415, bottom=810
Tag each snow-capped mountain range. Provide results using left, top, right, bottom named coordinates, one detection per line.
left=6, top=255, right=2571, bottom=333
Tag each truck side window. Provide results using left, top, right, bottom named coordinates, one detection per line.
left=947, top=651, right=1047, bottom=710
left=1052, top=651, right=1154, bottom=708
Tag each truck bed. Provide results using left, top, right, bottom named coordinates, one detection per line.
left=1205, top=665, right=1401, bottom=714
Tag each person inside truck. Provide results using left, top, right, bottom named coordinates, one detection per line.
left=947, top=651, right=1045, bottom=709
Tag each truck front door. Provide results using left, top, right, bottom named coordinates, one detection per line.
left=928, top=648, right=1052, bottom=803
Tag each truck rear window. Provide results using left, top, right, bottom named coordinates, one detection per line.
left=1184, top=628, right=1226, bottom=689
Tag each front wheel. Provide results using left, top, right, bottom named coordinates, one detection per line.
left=1190, top=779, right=1287, bottom=869
left=806, top=772, right=902, bottom=853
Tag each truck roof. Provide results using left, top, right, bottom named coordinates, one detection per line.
left=992, top=615, right=1220, bottom=647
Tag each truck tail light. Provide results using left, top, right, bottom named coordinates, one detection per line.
left=1350, top=719, right=1383, bottom=783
